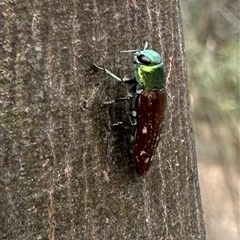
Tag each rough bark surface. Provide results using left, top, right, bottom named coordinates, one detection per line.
left=0, top=0, right=205, bottom=239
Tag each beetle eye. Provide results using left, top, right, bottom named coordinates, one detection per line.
left=137, top=55, right=151, bottom=65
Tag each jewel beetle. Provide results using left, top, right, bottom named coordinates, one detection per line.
left=93, top=42, right=166, bottom=175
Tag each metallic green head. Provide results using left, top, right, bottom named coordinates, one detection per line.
left=133, top=49, right=165, bottom=91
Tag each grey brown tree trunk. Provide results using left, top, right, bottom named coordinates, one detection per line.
left=0, top=0, right=206, bottom=239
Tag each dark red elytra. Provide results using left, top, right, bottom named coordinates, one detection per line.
left=134, top=89, right=167, bottom=175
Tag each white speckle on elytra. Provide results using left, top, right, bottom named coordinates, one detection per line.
left=142, top=126, right=147, bottom=134
left=140, top=150, right=146, bottom=156
left=145, top=158, right=150, bottom=164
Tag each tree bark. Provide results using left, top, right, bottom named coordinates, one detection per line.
left=0, top=0, right=205, bottom=239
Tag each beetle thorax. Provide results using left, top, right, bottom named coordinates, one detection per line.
left=135, top=64, right=165, bottom=91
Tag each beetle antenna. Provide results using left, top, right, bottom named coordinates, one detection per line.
left=120, top=42, right=149, bottom=53
left=92, top=64, right=123, bottom=82
left=120, top=49, right=138, bottom=53
left=143, top=42, right=148, bottom=50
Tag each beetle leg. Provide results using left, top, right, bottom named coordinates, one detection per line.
left=122, top=77, right=136, bottom=84
left=112, top=119, right=131, bottom=129
left=93, top=64, right=123, bottom=82
left=102, top=86, right=136, bottom=105
left=112, top=121, right=124, bottom=126
left=93, top=64, right=137, bottom=84
left=102, top=96, right=131, bottom=106
left=115, top=96, right=131, bottom=102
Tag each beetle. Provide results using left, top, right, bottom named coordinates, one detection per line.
left=93, top=42, right=166, bottom=175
